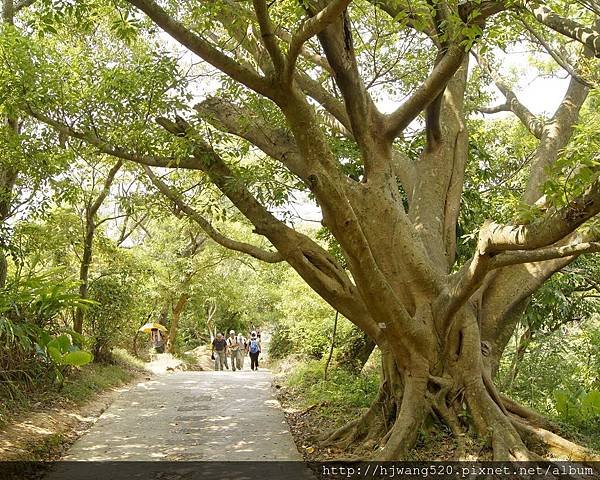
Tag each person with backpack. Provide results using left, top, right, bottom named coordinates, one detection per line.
left=248, top=331, right=261, bottom=371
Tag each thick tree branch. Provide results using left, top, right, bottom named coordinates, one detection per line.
left=125, top=0, right=273, bottom=97
left=27, top=108, right=202, bottom=170
left=284, top=0, right=352, bottom=83
left=384, top=45, right=465, bottom=140
left=316, top=9, right=385, bottom=164
left=194, top=97, right=306, bottom=177
left=523, top=73, right=590, bottom=204
left=144, top=166, right=284, bottom=263
left=89, top=160, right=123, bottom=218
left=474, top=51, right=544, bottom=139
left=490, top=241, right=600, bottom=267
left=252, top=0, right=285, bottom=73
left=526, top=1, right=600, bottom=57
left=481, top=183, right=600, bottom=254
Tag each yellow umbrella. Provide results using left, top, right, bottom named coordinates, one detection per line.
left=139, top=322, right=168, bottom=333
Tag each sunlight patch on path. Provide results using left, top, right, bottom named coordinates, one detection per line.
left=61, top=370, right=302, bottom=461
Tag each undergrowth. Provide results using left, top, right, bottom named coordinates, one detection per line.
left=284, top=359, right=379, bottom=430
left=0, top=348, right=143, bottom=428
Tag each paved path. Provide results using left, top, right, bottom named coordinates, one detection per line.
left=62, top=369, right=302, bottom=462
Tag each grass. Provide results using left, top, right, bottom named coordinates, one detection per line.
left=283, top=359, right=379, bottom=430
left=0, top=348, right=144, bottom=428
left=27, top=433, right=65, bottom=459
left=57, top=348, right=146, bottom=406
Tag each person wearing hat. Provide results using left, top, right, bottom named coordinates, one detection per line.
left=226, top=330, right=242, bottom=371
left=248, top=331, right=261, bottom=371
left=211, top=332, right=227, bottom=371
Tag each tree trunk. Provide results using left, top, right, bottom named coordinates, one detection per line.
left=1, top=1, right=18, bottom=290
left=74, top=213, right=94, bottom=334
left=166, top=293, right=189, bottom=353
left=324, top=310, right=338, bottom=380
left=73, top=160, right=122, bottom=334
left=0, top=170, right=14, bottom=288
left=336, top=325, right=376, bottom=373
left=319, top=302, right=565, bottom=460
left=0, top=253, right=7, bottom=290
left=0, top=131, right=19, bottom=291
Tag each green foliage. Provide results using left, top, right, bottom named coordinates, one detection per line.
left=286, top=359, right=380, bottom=410
left=553, top=389, right=600, bottom=423
left=0, top=269, right=94, bottom=327
left=86, top=274, right=137, bottom=361
left=500, top=314, right=600, bottom=445
left=268, top=264, right=355, bottom=360
left=0, top=271, right=94, bottom=406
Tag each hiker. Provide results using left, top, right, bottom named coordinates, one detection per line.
left=220, top=332, right=230, bottom=369
left=236, top=331, right=247, bottom=369
left=150, top=328, right=165, bottom=353
left=226, top=330, right=242, bottom=371
left=212, top=332, right=227, bottom=371
left=248, top=331, right=261, bottom=371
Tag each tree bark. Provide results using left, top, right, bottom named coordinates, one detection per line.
left=0, top=168, right=16, bottom=288
left=0, top=0, right=18, bottom=290
left=0, top=169, right=18, bottom=292
left=74, top=215, right=94, bottom=334
left=166, top=293, right=189, bottom=353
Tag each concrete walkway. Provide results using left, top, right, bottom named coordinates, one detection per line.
left=61, top=369, right=302, bottom=461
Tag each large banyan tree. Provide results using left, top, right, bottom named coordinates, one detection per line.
left=2, top=0, right=600, bottom=461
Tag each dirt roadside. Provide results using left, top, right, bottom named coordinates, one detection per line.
left=0, top=374, right=148, bottom=461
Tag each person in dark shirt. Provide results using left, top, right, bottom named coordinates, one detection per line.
left=212, top=332, right=227, bottom=371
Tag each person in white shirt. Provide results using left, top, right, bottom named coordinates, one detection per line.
left=226, top=330, right=242, bottom=371
left=236, top=332, right=247, bottom=369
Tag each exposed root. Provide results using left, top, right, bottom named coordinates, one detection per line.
left=482, top=371, right=509, bottom=416
left=465, top=376, right=538, bottom=461
left=500, top=393, right=560, bottom=432
left=431, top=388, right=468, bottom=459
left=511, top=417, right=600, bottom=461
left=372, top=376, right=430, bottom=460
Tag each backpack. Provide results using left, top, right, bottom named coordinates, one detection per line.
left=249, top=339, right=260, bottom=354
